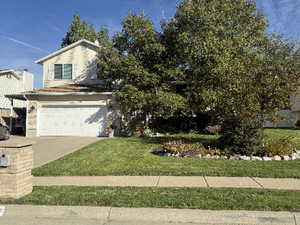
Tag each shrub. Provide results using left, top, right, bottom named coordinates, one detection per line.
left=205, top=125, right=222, bottom=135
left=265, top=137, right=296, bottom=156
left=142, top=128, right=154, bottom=137
left=218, top=118, right=264, bottom=156
left=295, top=120, right=300, bottom=128
left=161, top=140, right=206, bottom=157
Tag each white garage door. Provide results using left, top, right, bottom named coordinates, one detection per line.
left=38, top=105, right=108, bottom=137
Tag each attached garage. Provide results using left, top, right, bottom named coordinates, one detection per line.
left=5, top=84, right=117, bottom=137
left=37, top=105, right=108, bottom=137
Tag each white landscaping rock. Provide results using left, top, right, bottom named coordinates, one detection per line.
left=263, top=157, right=272, bottom=161
left=251, top=156, right=262, bottom=161
left=230, top=155, right=240, bottom=160
left=290, top=153, right=298, bottom=160
left=282, top=155, right=290, bottom=161
left=220, top=156, right=228, bottom=160
left=203, top=154, right=212, bottom=159
left=211, top=155, right=220, bottom=159
left=272, top=155, right=281, bottom=161
left=239, top=156, right=251, bottom=160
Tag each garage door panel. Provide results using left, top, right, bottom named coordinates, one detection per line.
left=38, top=105, right=107, bottom=137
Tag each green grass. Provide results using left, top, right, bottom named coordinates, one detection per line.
left=1, top=186, right=299, bottom=212
left=33, top=129, right=300, bottom=178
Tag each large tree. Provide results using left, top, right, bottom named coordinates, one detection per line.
left=98, top=13, right=188, bottom=126
left=98, top=0, right=300, bottom=154
left=164, top=0, right=300, bottom=155
left=61, top=14, right=111, bottom=48
left=61, top=14, right=98, bottom=47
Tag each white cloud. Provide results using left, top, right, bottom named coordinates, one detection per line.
left=0, top=34, right=49, bottom=54
left=47, top=23, right=63, bottom=33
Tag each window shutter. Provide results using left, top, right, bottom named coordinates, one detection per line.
left=72, top=64, right=77, bottom=79
left=48, top=64, right=54, bottom=80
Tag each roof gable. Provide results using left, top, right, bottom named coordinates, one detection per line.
left=35, top=39, right=100, bottom=64
left=0, top=70, right=21, bottom=80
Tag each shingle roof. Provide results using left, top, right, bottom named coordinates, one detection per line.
left=26, top=84, right=112, bottom=94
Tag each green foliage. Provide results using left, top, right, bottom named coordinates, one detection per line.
left=97, top=26, right=111, bottom=47
left=295, top=120, right=300, bottom=128
left=163, top=0, right=300, bottom=153
left=61, top=14, right=98, bottom=47
left=61, top=14, right=111, bottom=48
left=98, top=13, right=188, bottom=122
left=97, top=0, right=300, bottom=153
left=265, top=137, right=296, bottom=156
left=218, top=118, right=265, bottom=156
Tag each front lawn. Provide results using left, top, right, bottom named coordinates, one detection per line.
left=33, top=129, right=300, bottom=178
left=1, top=186, right=299, bottom=211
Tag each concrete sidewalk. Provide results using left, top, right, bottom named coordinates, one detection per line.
left=33, top=176, right=300, bottom=190
left=0, top=205, right=299, bottom=225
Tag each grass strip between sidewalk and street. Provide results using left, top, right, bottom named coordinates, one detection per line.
left=1, top=186, right=299, bottom=212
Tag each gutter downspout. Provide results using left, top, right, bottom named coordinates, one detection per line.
left=9, top=99, right=13, bottom=133
left=23, top=94, right=29, bottom=137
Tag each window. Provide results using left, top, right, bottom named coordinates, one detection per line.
left=54, top=64, right=72, bottom=80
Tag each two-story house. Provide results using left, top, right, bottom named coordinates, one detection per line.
left=7, top=39, right=115, bottom=137
left=0, top=69, right=33, bottom=130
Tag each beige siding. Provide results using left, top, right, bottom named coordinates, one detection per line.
left=43, top=43, right=102, bottom=88
left=1, top=75, right=24, bottom=109
left=0, top=71, right=33, bottom=109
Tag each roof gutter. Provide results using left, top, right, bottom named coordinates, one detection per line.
left=24, top=92, right=113, bottom=96
left=5, top=91, right=113, bottom=100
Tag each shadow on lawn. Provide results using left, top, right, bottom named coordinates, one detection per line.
left=128, top=135, right=218, bottom=146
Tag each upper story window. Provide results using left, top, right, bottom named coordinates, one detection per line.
left=54, top=64, right=72, bottom=80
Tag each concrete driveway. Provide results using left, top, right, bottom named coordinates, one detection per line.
left=10, top=136, right=102, bottom=168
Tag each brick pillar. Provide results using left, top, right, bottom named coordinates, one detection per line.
left=0, top=140, right=34, bottom=199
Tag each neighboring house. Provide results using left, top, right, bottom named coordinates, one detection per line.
left=0, top=69, right=34, bottom=130
left=6, top=39, right=116, bottom=137
left=0, top=69, right=33, bottom=108
left=264, top=95, right=300, bottom=128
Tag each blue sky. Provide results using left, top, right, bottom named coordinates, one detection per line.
left=0, top=0, right=299, bottom=89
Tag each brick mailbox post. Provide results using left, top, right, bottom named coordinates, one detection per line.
left=0, top=139, right=34, bottom=198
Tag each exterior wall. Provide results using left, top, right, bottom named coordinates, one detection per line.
left=42, top=43, right=102, bottom=88
left=25, top=94, right=112, bottom=137
left=0, top=71, right=33, bottom=109
left=22, top=71, right=34, bottom=92
left=291, top=94, right=300, bottom=112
